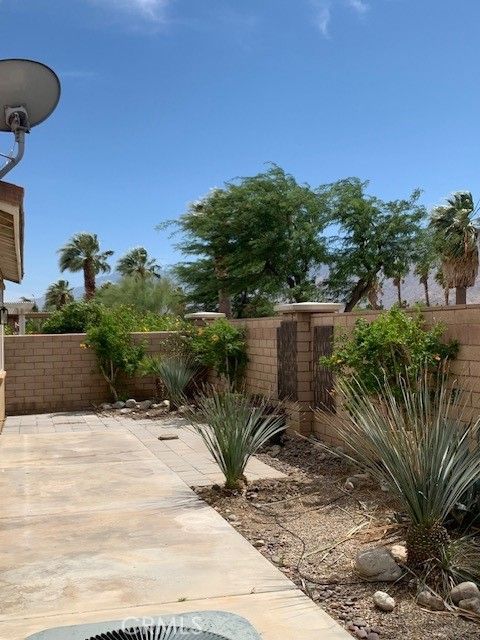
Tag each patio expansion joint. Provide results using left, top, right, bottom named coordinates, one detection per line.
left=1, top=585, right=299, bottom=627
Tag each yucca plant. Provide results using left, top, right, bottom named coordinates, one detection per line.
left=319, top=368, right=480, bottom=586
left=140, top=356, right=196, bottom=408
left=189, top=390, right=286, bottom=491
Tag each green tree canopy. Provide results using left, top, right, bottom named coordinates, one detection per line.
left=95, top=274, right=185, bottom=316
left=321, top=179, right=425, bottom=311
left=173, top=165, right=330, bottom=317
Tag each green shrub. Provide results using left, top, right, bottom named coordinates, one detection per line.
left=86, top=308, right=145, bottom=401
left=322, top=307, right=458, bottom=394
left=189, top=390, right=286, bottom=490
left=188, top=319, right=247, bottom=385
left=42, top=301, right=102, bottom=334
left=41, top=300, right=185, bottom=335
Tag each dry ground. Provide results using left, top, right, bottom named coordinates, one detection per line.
left=195, top=434, right=479, bottom=640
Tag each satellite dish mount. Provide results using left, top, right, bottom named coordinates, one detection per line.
left=0, top=59, right=61, bottom=180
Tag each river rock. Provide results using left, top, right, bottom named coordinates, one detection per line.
left=390, top=544, right=407, bottom=564
left=458, top=597, right=480, bottom=614
left=373, top=591, right=395, bottom=612
left=112, top=401, right=125, bottom=409
left=416, top=590, right=445, bottom=611
left=451, top=582, right=480, bottom=605
left=125, top=399, right=137, bottom=408
left=138, top=399, right=152, bottom=410
left=355, top=547, right=403, bottom=582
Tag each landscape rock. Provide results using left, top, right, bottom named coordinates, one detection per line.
left=457, top=597, right=480, bottom=614
left=451, top=581, right=480, bottom=605
left=253, top=539, right=265, bottom=548
left=120, top=408, right=132, bottom=414
left=390, top=544, right=407, bottom=564
left=373, top=591, right=395, bottom=612
left=355, top=547, right=403, bottom=582
left=367, top=634, right=380, bottom=640
left=157, top=434, right=179, bottom=441
left=125, top=399, right=137, bottom=408
left=100, top=403, right=112, bottom=411
left=347, top=473, right=370, bottom=489
left=113, top=401, right=125, bottom=410
left=416, top=590, right=445, bottom=611
left=138, top=399, right=152, bottom=410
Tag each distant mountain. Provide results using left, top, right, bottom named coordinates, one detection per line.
left=36, top=272, right=122, bottom=309
left=380, top=272, right=480, bottom=307
left=33, top=269, right=480, bottom=313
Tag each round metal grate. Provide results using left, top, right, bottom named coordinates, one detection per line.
left=88, top=626, right=230, bottom=640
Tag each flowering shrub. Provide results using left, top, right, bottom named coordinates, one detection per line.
left=321, top=307, right=458, bottom=395
left=188, top=318, right=247, bottom=385
left=86, top=307, right=145, bottom=401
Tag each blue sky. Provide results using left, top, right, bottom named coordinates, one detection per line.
left=1, top=0, right=478, bottom=300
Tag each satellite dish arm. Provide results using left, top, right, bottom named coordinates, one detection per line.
left=0, top=128, right=26, bottom=180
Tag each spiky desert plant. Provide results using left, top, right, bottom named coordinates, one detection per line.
left=189, top=390, right=286, bottom=491
left=319, top=369, right=480, bottom=582
left=140, top=356, right=196, bottom=408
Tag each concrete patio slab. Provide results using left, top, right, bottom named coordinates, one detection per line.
left=0, top=504, right=291, bottom=622
left=0, top=457, right=194, bottom=518
left=0, top=431, right=151, bottom=468
left=2, top=413, right=286, bottom=486
left=0, top=591, right=350, bottom=639
left=0, top=421, right=351, bottom=640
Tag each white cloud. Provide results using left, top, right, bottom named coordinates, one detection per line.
left=311, top=0, right=370, bottom=37
left=311, top=1, right=331, bottom=37
left=88, top=0, right=171, bottom=22
left=346, top=0, right=370, bottom=14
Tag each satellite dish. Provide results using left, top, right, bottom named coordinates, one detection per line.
left=0, top=58, right=61, bottom=179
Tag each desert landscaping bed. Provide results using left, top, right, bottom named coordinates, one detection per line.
left=195, top=434, right=479, bottom=640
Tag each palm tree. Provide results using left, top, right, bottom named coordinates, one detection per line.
left=414, top=230, right=437, bottom=307
left=58, top=233, right=113, bottom=300
left=430, top=192, right=479, bottom=305
left=44, top=280, right=74, bottom=310
left=116, top=247, right=160, bottom=280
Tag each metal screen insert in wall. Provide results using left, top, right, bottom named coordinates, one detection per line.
left=277, top=320, right=297, bottom=400
left=313, top=325, right=335, bottom=412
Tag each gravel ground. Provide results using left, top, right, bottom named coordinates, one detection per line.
left=195, top=434, right=479, bottom=640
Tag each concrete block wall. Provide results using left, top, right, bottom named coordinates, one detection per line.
left=4, top=331, right=177, bottom=415
left=233, top=317, right=281, bottom=397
